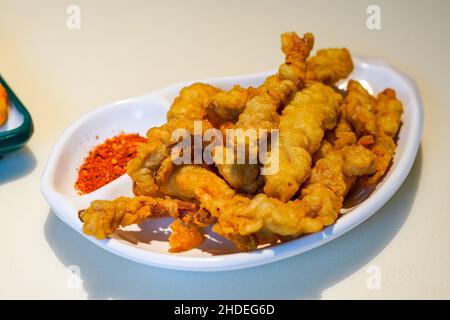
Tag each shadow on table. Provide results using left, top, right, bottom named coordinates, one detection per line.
left=0, top=146, right=36, bottom=184
left=44, top=147, right=422, bottom=299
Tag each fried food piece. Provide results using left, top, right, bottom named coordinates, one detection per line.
left=206, top=30, right=314, bottom=126
left=127, top=83, right=220, bottom=196
left=126, top=127, right=172, bottom=196
left=215, top=83, right=291, bottom=192
left=341, top=80, right=377, bottom=137
left=79, top=196, right=200, bottom=239
left=312, top=138, right=334, bottom=163
left=363, top=88, right=403, bottom=185
left=158, top=147, right=375, bottom=251
left=215, top=32, right=314, bottom=193
left=80, top=195, right=214, bottom=252
left=235, top=90, right=282, bottom=130
left=263, top=82, right=342, bottom=202
left=214, top=91, right=285, bottom=193
left=374, top=88, right=403, bottom=138
left=358, top=134, right=375, bottom=147
left=167, top=82, right=221, bottom=122
left=158, top=165, right=258, bottom=249
left=364, top=136, right=396, bottom=184
left=307, top=48, right=353, bottom=84
left=236, top=32, right=315, bottom=127
left=206, top=85, right=259, bottom=126
left=340, top=144, right=378, bottom=177
left=215, top=145, right=376, bottom=250
left=278, top=32, right=315, bottom=87
left=296, top=144, right=377, bottom=226
left=211, top=32, right=314, bottom=129
left=207, top=63, right=310, bottom=128
left=160, top=165, right=236, bottom=202
left=81, top=144, right=377, bottom=252
left=265, top=146, right=375, bottom=239
left=0, top=84, right=8, bottom=126
left=169, top=219, right=204, bottom=253
left=213, top=145, right=264, bottom=194
left=333, top=114, right=357, bottom=149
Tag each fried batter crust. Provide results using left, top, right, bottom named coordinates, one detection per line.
left=79, top=196, right=198, bottom=239
left=80, top=195, right=214, bottom=252
left=263, top=82, right=342, bottom=202
left=127, top=83, right=220, bottom=196
left=307, top=48, right=353, bottom=84
left=157, top=148, right=375, bottom=251
left=169, top=219, right=204, bottom=253
left=363, top=88, right=403, bottom=185
left=215, top=32, right=314, bottom=193
left=341, top=80, right=377, bottom=137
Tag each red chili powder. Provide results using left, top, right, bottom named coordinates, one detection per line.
left=75, top=133, right=147, bottom=194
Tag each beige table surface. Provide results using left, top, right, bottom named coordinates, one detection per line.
left=0, top=0, right=449, bottom=299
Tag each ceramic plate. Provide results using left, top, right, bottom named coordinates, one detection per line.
left=41, top=57, right=423, bottom=271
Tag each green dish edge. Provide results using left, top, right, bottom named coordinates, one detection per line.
left=0, top=75, right=34, bottom=156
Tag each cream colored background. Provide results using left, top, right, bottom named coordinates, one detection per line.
left=0, top=0, right=449, bottom=299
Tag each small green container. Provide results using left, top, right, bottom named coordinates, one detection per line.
left=0, top=75, right=34, bottom=156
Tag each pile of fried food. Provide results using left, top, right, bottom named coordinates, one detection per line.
left=79, top=32, right=403, bottom=253
left=0, top=83, right=8, bottom=126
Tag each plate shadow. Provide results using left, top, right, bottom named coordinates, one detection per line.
left=0, top=146, right=36, bottom=184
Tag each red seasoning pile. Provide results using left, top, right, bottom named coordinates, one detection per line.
left=75, top=133, right=147, bottom=194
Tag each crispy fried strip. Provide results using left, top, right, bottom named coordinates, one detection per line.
left=263, top=81, right=342, bottom=202
left=374, top=89, right=403, bottom=138
left=158, top=147, right=376, bottom=251
left=206, top=85, right=260, bottom=126
left=306, top=48, right=353, bottom=84
left=341, top=80, right=377, bottom=137
left=278, top=32, right=315, bottom=88
left=363, top=88, right=403, bottom=185
left=333, top=114, right=357, bottom=149
left=79, top=196, right=211, bottom=240
left=167, top=83, right=221, bottom=122
left=215, top=144, right=376, bottom=250
left=215, top=32, right=314, bottom=193
left=127, top=83, right=220, bottom=196
left=206, top=32, right=314, bottom=127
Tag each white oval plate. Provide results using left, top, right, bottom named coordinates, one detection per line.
left=41, top=57, right=423, bottom=271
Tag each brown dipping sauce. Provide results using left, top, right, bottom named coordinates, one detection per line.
left=342, top=180, right=377, bottom=209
